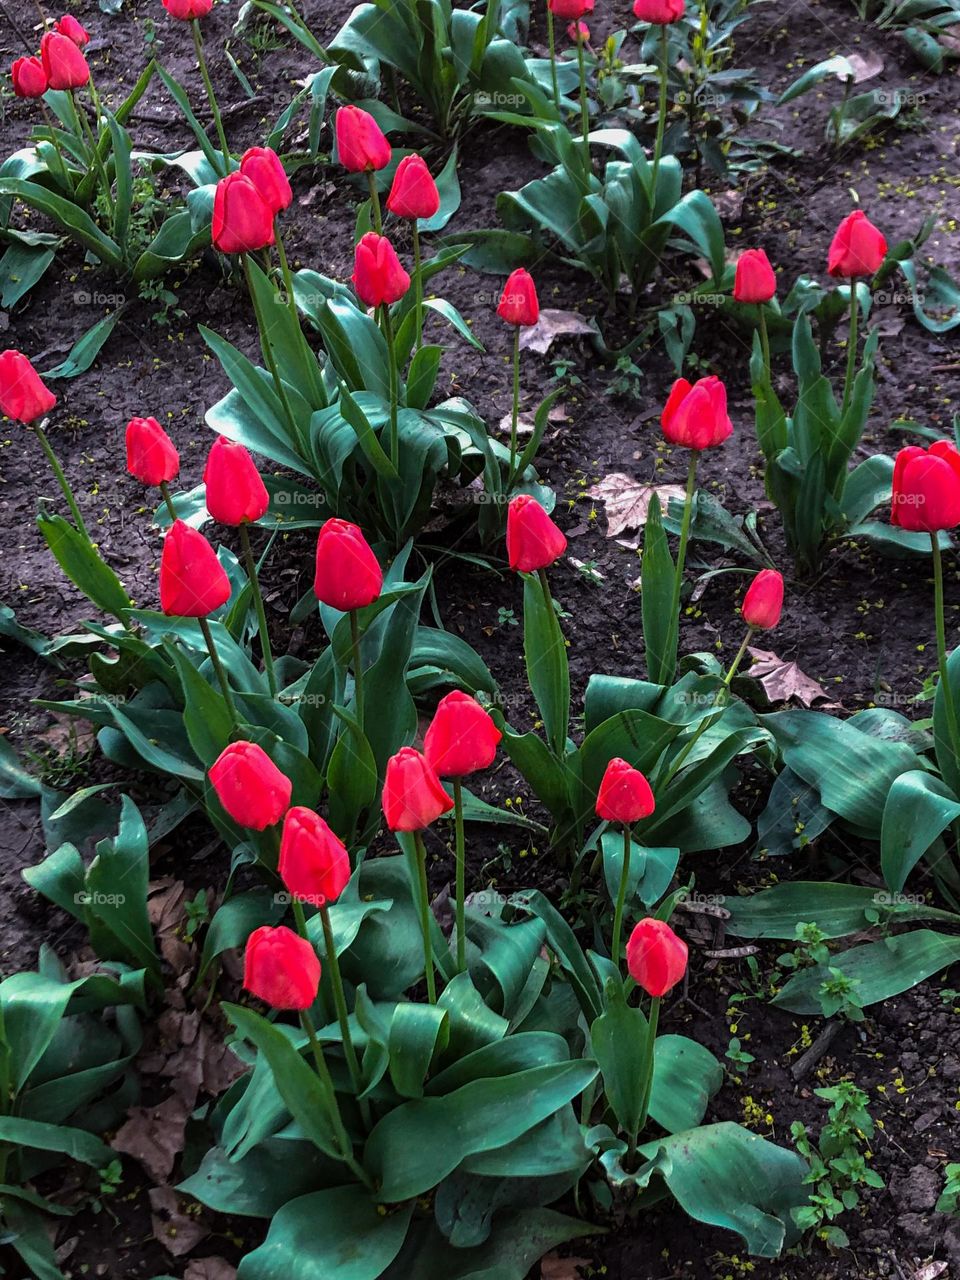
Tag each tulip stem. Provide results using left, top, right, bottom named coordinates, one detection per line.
left=199, top=616, right=240, bottom=726
left=757, top=305, right=771, bottom=386
left=412, top=221, right=424, bottom=354
left=349, top=609, right=365, bottom=726
left=665, top=451, right=699, bottom=679
left=630, top=994, right=661, bottom=1161
left=931, top=534, right=960, bottom=772
left=379, top=303, right=400, bottom=469
left=576, top=37, right=590, bottom=176
left=242, top=253, right=303, bottom=447
left=33, top=421, right=91, bottom=541
left=546, top=5, right=560, bottom=113
left=158, top=480, right=179, bottom=525
left=239, top=522, right=278, bottom=697
left=319, top=904, right=371, bottom=1129
left=841, top=277, right=858, bottom=417
left=299, top=1008, right=373, bottom=1188
left=611, top=822, right=632, bottom=966
left=508, top=325, right=521, bottom=484
left=366, top=171, right=382, bottom=233
left=192, top=18, right=231, bottom=175
left=273, top=221, right=301, bottom=331
left=650, top=24, right=670, bottom=202
left=453, top=778, right=467, bottom=974
left=413, top=831, right=438, bottom=1003
left=72, top=91, right=113, bottom=219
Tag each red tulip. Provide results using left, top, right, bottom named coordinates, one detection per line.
left=313, top=518, right=383, bottom=611
left=244, top=925, right=320, bottom=1010
left=386, top=154, right=440, bottom=221
left=239, top=146, right=292, bottom=216
left=279, top=807, right=351, bottom=906
left=891, top=442, right=960, bottom=534
left=11, top=56, right=48, bottom=98
left=626, top=917, right=688, bottom=996
left=567, top=20, right=590, bottom=40
left=204, top=437, right=269, bottom=525
left=0, top=350, right=56, bottom=423
left=424, top=690, right=502, bottom=778
left=506, top=494, right=567, bottom=573
left=741, top=569, right=784, bottom=630
left=661, top=375, right=732, bottom=450
left=40, top=30, right=89, bottom=90
left=382, top=747, right=453, bottom=831
left=351, top=232, right=410, bottom=308
left=595, top=758, right=655, bottom=823
left=209, top=740, right=292, bottom=830
left=335, top=104, right=391, bottom=173
left=632, top=0, right=685, bottom=20
left=159, top=519, right=231, bottom=617
left=733, top=249, right=776, bottom=304
left=55, top=15, right=90, bottom=46
left=497, top=268, right=539, bottom=327
left=827, top=211, right=887, bottom=279
left=126, top=416, right=179, bottom=486
left=162, top=0, right=215, bottom=18
left=548, top=0, right=594, bottom=17
left=211, top=173, right=275, bottom=255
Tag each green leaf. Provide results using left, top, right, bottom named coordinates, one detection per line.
left=0, top=242, right=56, bottom=307
left=726, top=880, right=952, bottom=939
left=774, top=930, right=960, bottom=1011
left=0, top=737, right=41, bottom=798
left=84, top=796, right=160, bottom=976
left=590, top=984, right=648, bottom=1136
left=36, top=513, right=132, bottom=621
left=0, top=178, right=122, bottom=266
left=0, top=1114, right=114, bottom=1166
left=522, top=571, right=569, bottom=759
left=641, top=493, right=677, bottom=685
left=649, top=1034, right=723, bottom=1134
left=881, top=769, right=960, bottom=893
left=42, top=309, right=123, bottom=381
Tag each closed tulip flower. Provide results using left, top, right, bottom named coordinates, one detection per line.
left=0, top=350, right=56, bottom=423
left=162, top=0, right=215, bottom=18
left=313, top=519, right=383, bottom=611
left=891, top=442, right=960, bottom=533
left=733, top=248, right=777, bottom=304
left=567, top=19, right=590, bottom=39
left=211, top=172, right=275, bottom=254
left=633, top=0, right=685, bottom=20
left=159, top=520, right=231, bottom=617
left=55, top=15, right=90, bottom=46
left=335, top=104, right=391, bottom=173
left=239, top=146, right=292, bottom=216
left=424, top=691, right=503, bottom=778
left=741, top=568, right=784, bottom=630
left=203, top=437, right=269, bottom=526
left=40, top=30, right=89, bottom=90
left=497, top=268, right=539, bottom=327
left=351, top=232, right=410, bottom=308
left=626, top=917, right=688, bottom=996
left=243, top=925, right=320, bottom=1010
left=209, top=740, right=292, bottom=830
left=279, top=807, right=351, bottom=906
left=661, top=374, right=732, bottom=450
left=596, top=758, right=655, bottom=823
left=827, top=211, right=887, bottom=279
left=383, top=747, right=453, bottom=831
left=11, top=56, right=48, bottom=98
left=386, top=154, right=440, bottom=221
left=548, top=0, right=594, bottom=17
left=506, top=494, right=567, bottom=573
left=126, top=416, right=179, bottom=486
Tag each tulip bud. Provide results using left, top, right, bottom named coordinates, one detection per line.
left=733, top=248, right=777, bottom=304
left=239, top=146, right=292, bottom=216
left=741, top=568, right=784, bottom=630
left=279, top=807, right=351, bottom=906
left=203, top=437, right=270, bottom=525
left=382, top=747, right=453, bottom=831
left=548, top=0, right=594, bottom=17
left=626, top=917, right=688, bottom=996
left=386, top=154, right=440, bottom=221
left=40, top=30, right=89, bottom=90
left=126, top=416, right=179, bottom=486
left=244, top=925, right=320, bottom=1010
left=632, top=0, right=685, bottom=20
left=497, top=268, right=539, bottom=327
left=567, top=20, right=590, bottom=40
left=211, top=172, right=275, bottom=255
left=506, top=494, right=567, bottom=573
left=661, top=375, right=732, bottom=450
left=11, top=56, right=48, bottom=98
left=159, top=520, right=231, bottom=617
left=595, top=758, right=655, bottom=823
left=0, top=350, right=57, bottom=424
left=827, top=211, right=887, bottom=279
left=55, top=15, right=90, bottom=46
left=162, top=0, right=215, bottom=18
left=424, top=690, right=503, bottom=778
left=313, top=518, right=383, bottom=611
left=335, top=104, right=391, bottom=173
left=891, top=442, right=960, bottom=533
left=351, top=232, right=410, bottom=308
left=209, top=740, right=292, bottom=830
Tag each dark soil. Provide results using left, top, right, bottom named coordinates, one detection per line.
left=1, top=0, right=959, bottom=1276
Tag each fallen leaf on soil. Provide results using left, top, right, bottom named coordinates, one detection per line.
left=587, top=473, right=686, bottom=541
left=149, top=1186, right=210, bottom=1258
left=541, top=1254, right=592, bottom=1279
left=912, top=1264, right=948, bottom=1280
left=519, top=309, right=596, bottom=355
left=845, top=50, right=884, bottom=82
left=498, top=401, right=568, bottom=437
left=746, top=647, right=839, bottom=708
left=185, top=1259, right=237, bottom=1280
left=112, top=1094, right=191, bottom=1183
left=148, top=878, right=193, bottom=976
left=712, top=188, right=745, bottom=220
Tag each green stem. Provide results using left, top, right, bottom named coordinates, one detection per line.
left=509, top=325, right=521, bottom=483
left=33, top=421, right=90, bottom=539
left=299, top=1009, right=373, bottom=1188
left=932, top=534, right=960, bottom=771
left=366, top=170, right=382, bottom=232
left=199, top=616, right=240, bottom=727
left=841, top=277, right=858, bottom=416
left=413, top=831, right=438, bottom=1003
left=758, top=305, right=771, bottom=386
left=320, top=904, right=371, bottom=1129
left=547, top=5, right=560, bottom=113
left=650, top=23, right=669, bottom=203
left=453, top=778, right=466, bottom=974
left=380, top=303, right=400, bottom=469
left=611, top=822, right=631, bottom=965
left=73, top=91, right=113, bottom=218
left=274, top=221, right=301, bottom=331
left=630, top=994, right=661, bottom=1159
left=349, top=609, right=364, bottom=726
left=192, top=18, right=230, bottom=174
left=158, top=479, right=179, bottom=525
left=412, top=221, right=423, bottom=354
left=666, top=451, right=699, bottom=665
left=242, top=253, right=302, bottom=445
left=239, top=522, right=278, bottom=697
left=577, top=36, right=590, bottom=178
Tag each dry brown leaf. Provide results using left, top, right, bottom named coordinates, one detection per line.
left=587, top=473, right=686, bottom=541
left=149, top=1186, right=210, bottom=1258
left=746, top=647, right=839, bottom=709
left=541, top=1253, right=592, bottom=1279
left=185, top=1259, right=237, bottom=1280
left=498, top=401, right=568, bottom=438
left=846, top=50, right=884, bottom=82
left=519, top=309, right=596, bottom=355
left=112, top=1094, right=191, bottom=1182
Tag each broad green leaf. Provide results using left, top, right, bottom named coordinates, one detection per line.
left=522, top=571, right=569, bottom=759
left=37, top=513, right=132, bottom=621
left=881, top=769, right=960, bottom=893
